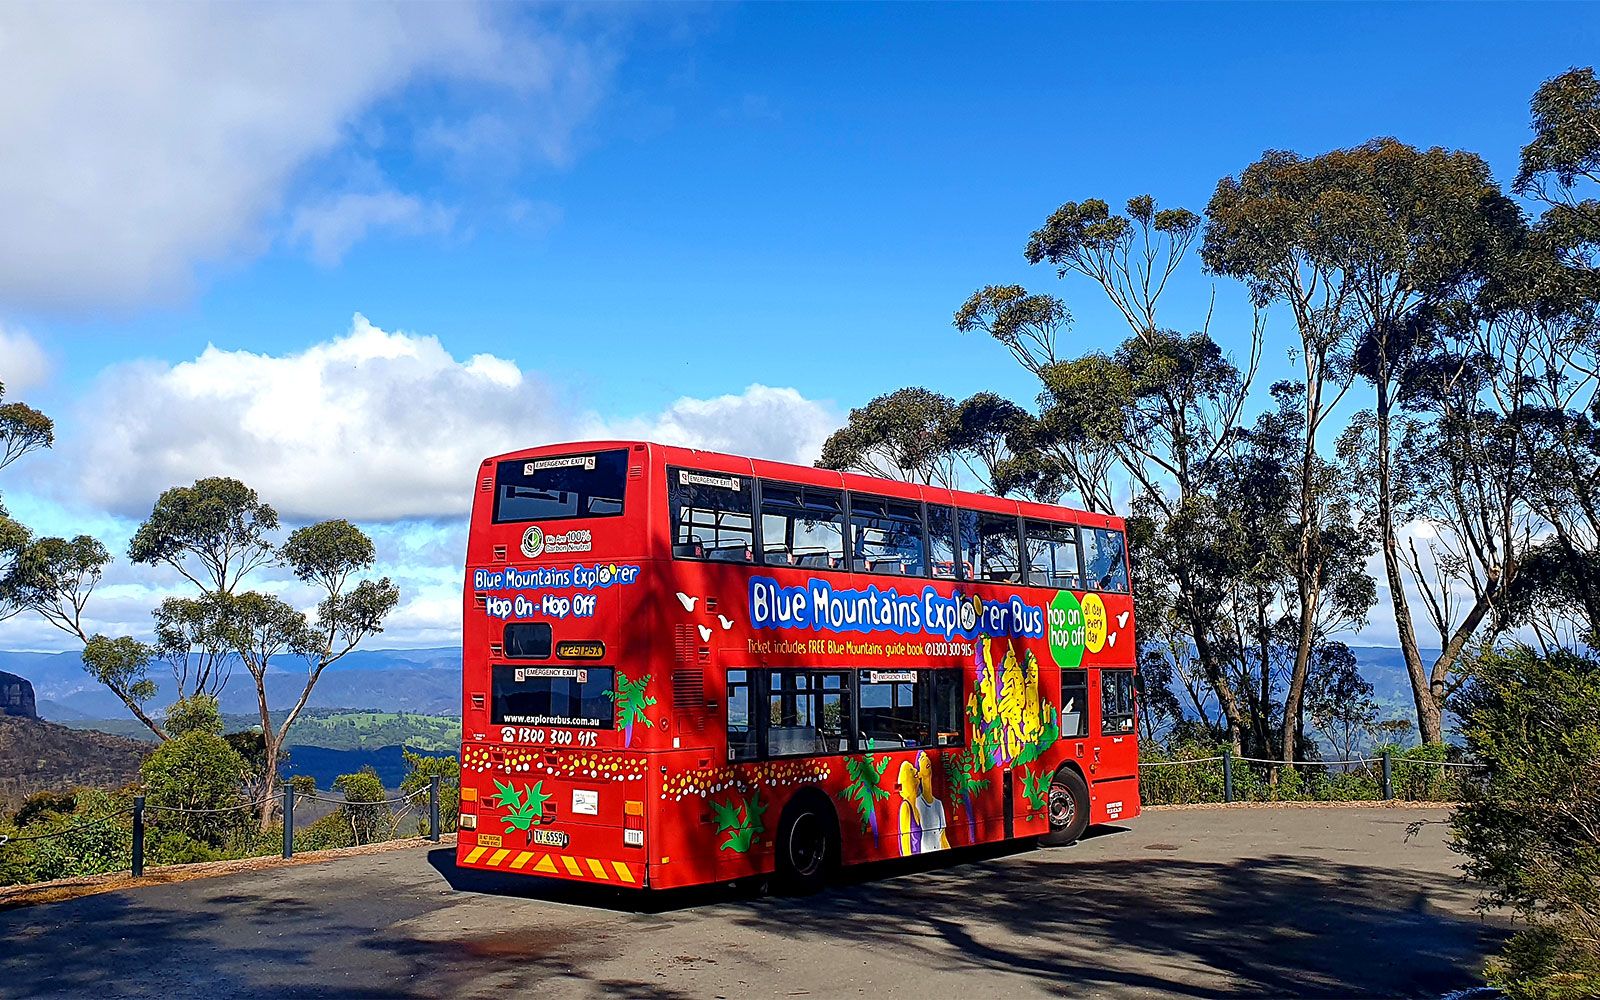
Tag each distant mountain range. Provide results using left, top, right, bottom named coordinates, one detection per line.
left=1, top=643, right=1434, bottom=726
left=0, top=647, right=461, bottom=722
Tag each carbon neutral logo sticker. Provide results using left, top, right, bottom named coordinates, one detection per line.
left=520, top=525, right=545, bottom=558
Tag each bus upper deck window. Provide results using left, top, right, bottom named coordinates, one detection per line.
left=968, top=511, right=1022, bottom=584
left=848, top=494, right=925, bottom=576
left=760, top=482, right=845, bottom=569
left=1025, top=520, right=1083, bottom=590
left=669, top=467, right=754, bottom=562
left=1084, top=527, right=1129, bottom=593
left=493, top=450, right=628, bottom=523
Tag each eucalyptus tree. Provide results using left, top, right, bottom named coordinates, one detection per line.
left=816, top=387, right=963, bottom=486
left=0, top=381, right=54, bottom=622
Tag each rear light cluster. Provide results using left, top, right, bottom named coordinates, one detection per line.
left=460, top=786, right=479, bottom=830
left=624, top=800, right=644, bottom=848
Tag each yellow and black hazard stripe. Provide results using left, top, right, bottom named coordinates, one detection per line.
left=460, top=845, right=640, bottom=884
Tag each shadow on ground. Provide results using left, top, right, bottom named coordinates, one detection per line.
left=0, top=825, right=1504, bottom=999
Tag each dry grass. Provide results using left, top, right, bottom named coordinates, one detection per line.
left=0, top=833, right=457, bottom=912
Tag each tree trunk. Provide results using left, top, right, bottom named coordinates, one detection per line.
left=1374, top=387, right=1438, bottom=744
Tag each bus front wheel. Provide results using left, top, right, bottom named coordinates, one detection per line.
left=1039, top=767, right=1090, bottom=847
left=775, top=797, right=838, bottom=894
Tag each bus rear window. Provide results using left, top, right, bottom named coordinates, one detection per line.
left=493, top=450, right=628, bottom=523
left=491, top=665, right=615, bottom=728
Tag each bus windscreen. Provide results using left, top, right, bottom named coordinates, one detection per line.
left=493, top=449, right=628, bottom=523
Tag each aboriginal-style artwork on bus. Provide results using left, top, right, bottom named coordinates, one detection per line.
left=660, top=759, right=834, bottom=801
left=842, top=753, right=892, bottom=834
left=606, top=671, right=657, bottom=746
left=967, top=638, right=1061, bottom=773
left=895, top=751, right=950, bottom=856
left=941, top=746, right=990, bottom=843
left=462, top=746, right=648, bottom=782
left=711, top=788, right=767, bottom=853
left=492, top=779, right=552, bottom=835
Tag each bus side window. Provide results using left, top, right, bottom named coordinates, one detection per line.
left=970, top=511, right=1022, bottom=583
left=1084, top=526, right=1129, bottom=593
left=848, top=494, right=925, bottom=576
left=1061, top=669, right=1088, bottom=737
left=765, top=669, right=851, bottom=756
left=927, top=505, right=962, bottom=580
left=727, top=669, right=758, bottom=760
left=932, top=669, right=964, bottom=746
left=1025, top=519, right=1083, bottom=590
left=1100, top=669, right=1135, bottom=734
left=669, top=467, right=754, bottom=563
left=760, top=483, right=845, bottom=569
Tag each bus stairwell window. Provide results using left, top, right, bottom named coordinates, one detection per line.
left=493, top=450, right=628, bottom=523
left=760, top=483, right=844, bottom=568
left=927, top=505, right=962, bottom=580
left=669, top=467, right=754, bottom=562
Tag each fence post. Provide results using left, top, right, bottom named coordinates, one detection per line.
left=429, top=776, right=442, bottom=843
left=1223, top=749, right=1234, bottom=803
left=131, top=795, right=145, bottom=878
left=282, top=784, right=295, bottom=859
left=1381, top=750, right=1393, bottom=801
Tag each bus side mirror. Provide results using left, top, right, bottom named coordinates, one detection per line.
left=1133, top=674, right=1146, bottom=697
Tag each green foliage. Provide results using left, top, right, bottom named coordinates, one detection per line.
left=816, top=387, right=962, bottom=486
left=0, top=788, right=133, bottom=885
left=1020, top=770, right=1048, bottom=811
left=1452, top=646, right=1600, bottom=1000
left=333, top=767, right=391, bottom=845
left=141, top=731, right=250, bottom=847
left=295, top=811, right=356, bottom=853
left=400, top=748, right=459, bottom=835
left=280, top=519, right=376, bottom=595
left=164, top=694, right=223, bottom=737
left=1517, top=67, right=1600, bottom=194
left=289, top=774, right=317, bottom=795
left=127, top=476, right=279, bottom=594
left=0, top=397, right=55, bottom=471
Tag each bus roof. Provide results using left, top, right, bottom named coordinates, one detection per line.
left=479, top=439, right=1124, bottom=530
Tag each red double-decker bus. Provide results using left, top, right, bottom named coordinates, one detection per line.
left=456, top=441, right=1139, bottom=891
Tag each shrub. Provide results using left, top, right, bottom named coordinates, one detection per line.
left=163, top=694, right=223, bottom=737
left=399, top=748, right=459, bottom=836
left=333, top=767, right=391, bottom=845
left=1451, top=646, right=1600, bottom=1000
left=295, top=812, right=355, bottom=853
left=141, top=730, right=250, bottom=848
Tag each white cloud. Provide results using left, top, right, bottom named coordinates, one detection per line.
left=0, top=326, right=50, bottom=395
left=289, top=191, right=455, bottom=267
left=0, top=3, right=617, bottom=310
left=58, top=315, right=838, bottom=521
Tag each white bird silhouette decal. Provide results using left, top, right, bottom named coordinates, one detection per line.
left=697, top=625, right=713, bottom=642
left=1116, top=611, right=1130, bottom=629
left=718, top=615, right=734, bottom=630
left=676, top=592, right=698, bottom=612
left=1108, top=632, right=1118, bottom=648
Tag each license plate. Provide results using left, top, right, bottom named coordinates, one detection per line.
left=533, top=828, right=569, bottom=848
left=476, top=833, right=502, bottom=848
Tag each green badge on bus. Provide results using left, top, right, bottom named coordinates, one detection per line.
left=1048, top=590, right=1087, bottom=668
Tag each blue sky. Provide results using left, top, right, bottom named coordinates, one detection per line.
left=1, top=2, right=1596, bottom=650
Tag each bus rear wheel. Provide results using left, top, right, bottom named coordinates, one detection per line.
left=775, top=799, right=838, bottom=894
left=1039, top=767, right=1090, bottom=847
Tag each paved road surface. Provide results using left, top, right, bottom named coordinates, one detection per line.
left=2, top=807, right=1505, bottom=999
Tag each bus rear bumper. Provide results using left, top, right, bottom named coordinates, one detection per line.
left=456, top=841, right=646, bottom=887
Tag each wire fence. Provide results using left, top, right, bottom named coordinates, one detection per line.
left=0, top=778, right=455, bottom=884
left=1137, top=746, right=1482, bottom=805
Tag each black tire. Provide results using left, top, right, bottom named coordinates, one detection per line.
left=1038, top=767, right=1090, bottom=847
left=774, top=798, right=838, bottom=894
